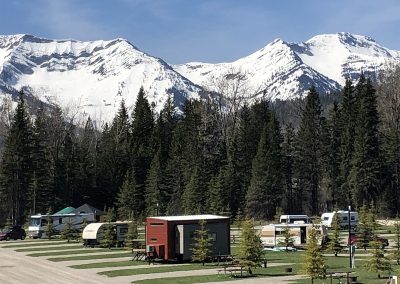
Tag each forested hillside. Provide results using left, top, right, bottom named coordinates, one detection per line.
left=0, top=65, right=399, bottom=226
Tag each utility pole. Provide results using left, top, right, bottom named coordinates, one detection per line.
left=348, top=205, right=352, bottom=268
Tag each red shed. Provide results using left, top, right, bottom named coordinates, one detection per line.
left=146, top=215, right=230, bottom=261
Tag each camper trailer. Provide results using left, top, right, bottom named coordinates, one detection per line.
left=260, top=223, right=327, bottom=248
left=279, top=215, right=310, bottom=224
left=28, top=212, right=95, bottom=238
left=321, top=211, right=358, bottom=228
left=82, top=222, right=129, bottom=247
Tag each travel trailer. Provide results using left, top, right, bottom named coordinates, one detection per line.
left=82, top=222, right=129, bottom=247
left=260, top=223, right=327, bottom=248
left=321, top=211, right=358, bottom=228
left=279, top=215, right=311, bottom=224
left=28, top=212, right=95, bottom=238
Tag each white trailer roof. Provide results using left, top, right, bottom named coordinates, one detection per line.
left=148, top=215, right=229, bottom=221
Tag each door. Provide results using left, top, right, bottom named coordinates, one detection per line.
left=300, top=228, right=306, bottom=244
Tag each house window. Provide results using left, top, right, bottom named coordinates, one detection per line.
left=342, top=216, right=348, bottom=221
left=208, top=232, right=217, bottom=241
left=59, top=218, right=63, bottom=224
left=350, top=216, right=355, bottom=221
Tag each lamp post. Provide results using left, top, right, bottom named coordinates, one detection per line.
left=156, top=203, right=159, bottom=216
left=348, top=205, right=352, bottom=268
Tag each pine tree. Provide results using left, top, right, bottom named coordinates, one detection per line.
left=191, top=220, right=213, bottom=265
left=327, top=212, right=342, bottom=256
left=125, top=218, right=139, bottom=254
left=145, top=150, right=162, bottom=216
left=246, top=113, right=283, bottom=220
left=278, top=225, right=295, bottom=251
left=101, top=224, right=116, bottom=249
left=237, top=219, right=264, bottom=274
left=182, top=167, right=205, bottom=214
left=45, top=208, right=54, bottom=240
left=61, top=218, right=76, bottom=243
left=282, top=124, right=295, bottom=214
left=350, top=77, right=381, bottom=207
left=116, top=171, right=142, bottom=220
left=338, top=80, right=357, bottom=207
left=302, top=227, right=325, bottom=283
left=0, top=94, right=33, bottom=225
left=131, top=87, right=154, bottom=215
left=294, top=87, right=324, bottom=215
left=365, top=239, right=391, bottom=278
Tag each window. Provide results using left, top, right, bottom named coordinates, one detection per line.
left=350, top=216, right=355, bottom=221
left=150, top=238, right=158, bottom=242
left=323, top=217, right=329, bottom=221
left=59, top=218, right=63, bottom=224
left=150, top=223, right=164, bottom=226
left=208, top=232, right=217, bottom=241
left=342, top=216, right=348, bottom=221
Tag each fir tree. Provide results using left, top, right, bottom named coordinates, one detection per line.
left=294, top=87, right=324, bottom=215
left=101, top=224, right=116, bottom=249
left=282, top=124, right=295, bottom=214
left=327, top=212, right=342, bottom=256
left=246, top=113, right=283, bottom=220
left=302, top=227, right=325, bottom=283
left=145, top=150, right=162, bottom=216
left=365, top=239, right=391, bottom=278
left=45, top=208, right=54, bottom=240
left=61, top=218, right=76, bottom=243
left=350, top=77, right=381, bottom=207
left=0, top=94, right=33, bottom=225
left=116, top=171, right=141, bottom=220
left=278, top=225, right=295, bottom=251
left=125, top=218, right=139, bottom=254
left=191, top=220, right=213, bottom=266
left=237, top=219, right=264, bottom=274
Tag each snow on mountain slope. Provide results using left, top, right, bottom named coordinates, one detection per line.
left=0, top=34, right=202, bottom=123
left=175, top=33, right=400, bottom=100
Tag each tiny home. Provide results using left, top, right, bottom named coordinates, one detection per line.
left=279, top=215, right=311, bottom=224
left=146, top=215, right=230, bottom=261
left=260, top=223, right=327, bottom=248
left=82, top=222, right=129, bottom=246
left=321, top=211, right=358, bottom=228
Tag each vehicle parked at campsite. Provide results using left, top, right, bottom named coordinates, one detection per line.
left=0, top=225, right=26, bottom=241
left=279, top=215, right=311, bottom=224
left=82, top=222, right=129, bottom=247
left=321, top=211, right=358, bottom=228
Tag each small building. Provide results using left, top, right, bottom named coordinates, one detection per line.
left=146, top=215, right=230, bottom=261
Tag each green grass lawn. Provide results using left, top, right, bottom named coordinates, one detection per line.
left=1, top=240, right=77, bottom=248
left=16, top=245, right=84, bottom=252
left=48, top=252, right=132, bottom=262
left=133, top=265, right=297, bottom=284
left=70, top=260, right=144, bottom=269
left=98, top=263, right=217, bottom=277
left=27, top=248, right=124, bottom=257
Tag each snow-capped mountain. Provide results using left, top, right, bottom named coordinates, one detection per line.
left=0, top=33, right=399, bottom=123
left=0, top=34, right=202, bottom=123
left=175, top=32, right=400, bottom=101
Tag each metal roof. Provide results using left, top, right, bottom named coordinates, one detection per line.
left=148, top=214, right=229, bottom=221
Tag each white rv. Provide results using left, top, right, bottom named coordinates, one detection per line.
left=28, top=212, right=95, bottom=238
left=82, top=222, right=129, bottom=247
left=321, top=211, right=358, bottom=228
left=279, top=215, right=310, bottom=224
left=260, top=223, right=327, bottom=248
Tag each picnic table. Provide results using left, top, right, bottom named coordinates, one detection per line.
left=324, top=271, right=357, bottom=284
left=217, top=264, right=248, bottom=277
left=131, top=248, right=146, bottom=261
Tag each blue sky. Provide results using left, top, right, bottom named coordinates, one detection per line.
left=1, top=0, right=399, bottom=64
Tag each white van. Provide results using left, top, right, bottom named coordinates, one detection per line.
left=321, top=211, right=358, bottom=228
left=279, top=215, right=310, bottom=224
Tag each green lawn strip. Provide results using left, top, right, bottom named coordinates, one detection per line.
left=2, top=241, right=76, bottom=248
left=27, top=248, right=124, bottom=257
left=70, top=260, right=144, bottom=269
left=49, top=252, right=132, bottom=262
left=16, top=245, right=84, bottom=252
left=98, top=264, right=217, bottom=277
left=133, top=265, right=298, bottom=284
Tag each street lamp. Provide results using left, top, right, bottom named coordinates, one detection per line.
left=348, top=205, right=352, bottom=268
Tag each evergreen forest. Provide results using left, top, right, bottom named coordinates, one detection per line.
left=1, top=65, right=400, bottom=226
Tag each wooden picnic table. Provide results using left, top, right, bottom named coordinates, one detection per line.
left=325, top=271, right=357, bottom=284
left=217, top=264, right=247, bottom=277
